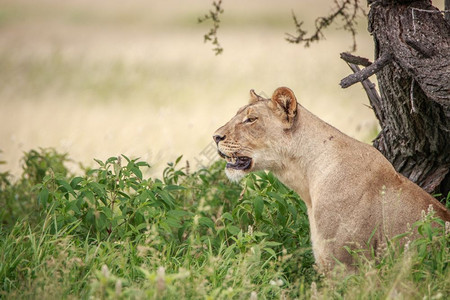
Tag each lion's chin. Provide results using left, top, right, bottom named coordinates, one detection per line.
left=225, top=168, right=247, bottom=183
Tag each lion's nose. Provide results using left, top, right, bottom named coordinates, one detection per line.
left=213, top=135, right=226, bottom=144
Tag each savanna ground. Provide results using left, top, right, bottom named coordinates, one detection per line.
left=1, top=0, right=449, bottom=299
left=0, top=0, right=380, bottom=177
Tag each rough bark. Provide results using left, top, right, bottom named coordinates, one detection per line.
left=446, top=0, right=450, bottom=23
left=367, top=0, right=450, bottom=194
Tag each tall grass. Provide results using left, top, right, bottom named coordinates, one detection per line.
left=0, top=149, right=449, bottom=299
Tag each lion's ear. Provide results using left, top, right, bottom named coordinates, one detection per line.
left=271, top=87, right=298, bottom=128
left=249, top=89, right=265, bottom=104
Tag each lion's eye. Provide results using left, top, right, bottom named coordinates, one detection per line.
left=243, top=117, right=257, bottom=124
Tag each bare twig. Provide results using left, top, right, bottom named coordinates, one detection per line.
left=340, top=52, right=392, bottom=88
left=346, top=63, right=383, bottom=121
left=198, top=0, right=224, bottom=55
left=340, top=52, right=372, bottom=67
left=405, top=38, right=436, bottom=58
left=286, top=0, right=365, bottom=52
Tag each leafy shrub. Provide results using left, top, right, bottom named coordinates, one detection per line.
left=31, top=151, right=313, bottom=253
left=1, top=148, right=449, bottom=299
left=0, top=148, right=70, bottom=226
left=22, top=148, right=69, bottom=185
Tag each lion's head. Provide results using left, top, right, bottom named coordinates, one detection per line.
left=213, top=87, right=298, bottom=181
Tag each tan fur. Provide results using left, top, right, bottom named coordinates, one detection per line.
left=214, top=87, right=450, bottom=271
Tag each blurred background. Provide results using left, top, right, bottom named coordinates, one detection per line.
left=2, top=0, right=442, bottom=178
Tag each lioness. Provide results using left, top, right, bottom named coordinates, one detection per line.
left=213, top=87, right=450, bottom=271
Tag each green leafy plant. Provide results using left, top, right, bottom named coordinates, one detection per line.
left=22, top=148, right=69, bottom=185
left=0, top=148, right=70, bottom=227
left=0, top=148, right=449, bottom=299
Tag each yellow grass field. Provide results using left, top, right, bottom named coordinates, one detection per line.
left=5, top=0, right=437, bottom=178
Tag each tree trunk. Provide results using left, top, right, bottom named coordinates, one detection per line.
left=446, top=0, right=450, bottom=23
left=367, top=0, right=450, bottom=195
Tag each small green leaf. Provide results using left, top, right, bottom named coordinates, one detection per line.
left=424, top=224, right=433, bottom=240
left=165, top=185, right=186, bottom=191
left=106, top=157, right=118, bottom=164
left=227, top=225, right=240, bottom=235
left=131, top=166, right=142, bottom=180
left=83, top=190, right=95, bottom=204
left=56, top=178, right=76, bottom=197
left=118, top=191, right=131, bottom=200
left=254, top=196, right=264, bottom=220
left=93, top=158, right=105, bottom=167
left=100, top=206, right=113, bottom=219
left=159, top=191, right=174, bottom=207
left=199, top=217, right=215, bottom=229
left=70, top=177, right=83, bottom=189
left=166, top=216, right=182, bottom=228
left=263, top=247, right=277, bottom=257
left=69, top=200, right=81, bottom=214
left=135, top=223, right=147, bottom=231
left=417, top=225, right=424, bottom=236
left=96, top=212, right=108, bottom=231
left=136, top=161, right=150, bottom=167
left=38, top=188, right=49, bottom=207
left=265, top=241, right=282, bottom=247
left=222, top=212, right=233, bottom=222
left=88, top=182, right=107, bottom=202
left=85, top=208, right=95, bottom=224
left=254, top=231, right=268, bottom=237
left=287, top=203, right=297, bottom=221
left=121, top=154, right=131, bottom=163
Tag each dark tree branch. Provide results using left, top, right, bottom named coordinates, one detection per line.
left=405, top=38, right=436, bottom=58
left=340, top=52, right=392, bottom=88
left=286, top=0, right=365, bottom=52
left=345, top=62, right=383, bottom=122
left=340, top=52, right=372, bottom=67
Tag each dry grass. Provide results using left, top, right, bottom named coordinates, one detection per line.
left=0, top=0, right=387, bottom=177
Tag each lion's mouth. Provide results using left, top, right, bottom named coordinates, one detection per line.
left=217, top=151, right=252, bottom=170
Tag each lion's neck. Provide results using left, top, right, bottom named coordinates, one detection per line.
left=272, top=105, right=346, bottom=210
